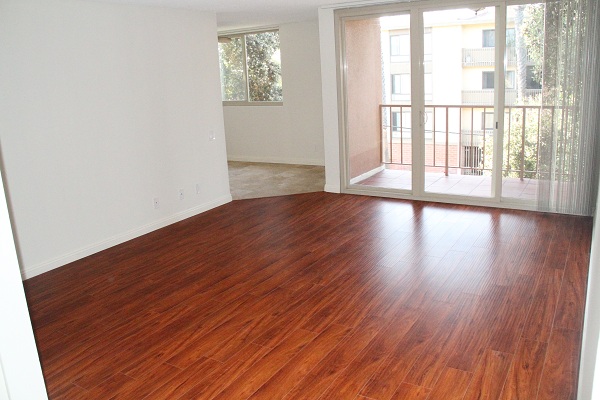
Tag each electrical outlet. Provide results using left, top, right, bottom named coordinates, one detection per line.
left=196, top=184, right=201, bottom=194
left=179, top=189, right=184, bottom=201
left=208, top=130, right=216, bottom=141
left=153, top=197, right=160, bottom=209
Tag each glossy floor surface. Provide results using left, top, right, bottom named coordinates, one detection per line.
left=25, top=193, right=591, bottom=399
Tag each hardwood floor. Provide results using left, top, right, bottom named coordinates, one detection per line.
left=24, top=192, right=592, bottom=399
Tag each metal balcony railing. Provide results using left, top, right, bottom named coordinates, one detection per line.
left=380, top=104, right=547, bottom=180
left=462, top=89, right=542, bottom=106
left=462, top=47, right=534, bottom=67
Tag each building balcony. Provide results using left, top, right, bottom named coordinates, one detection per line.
left=462, top=89, right=542, bottom=106
left=462, top=47, right=535, bottom=67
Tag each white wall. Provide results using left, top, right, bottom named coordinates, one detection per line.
left=223, top=20, right=325, bottom=166
left=0, top=0, right=231, bottom=278
left=579, top=174, right=600, bottom=400
left=318, top=7, right=342, bottom=192
left=0, top=170, right=47, bottom=399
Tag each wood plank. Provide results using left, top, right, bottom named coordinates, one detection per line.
left=389, top=383, right=431, bottom=400
left=360, top=301, right=456, bottom=399
left=248, top=323, right=352, bottom=399
left=488, top=276, right=536, bottom=354
left=463, top=349, right=512, bottom=400
left=499, top=338, right=547, bottom=400
left=553, top=220, right=592, bottom=332
left=282, top=315, right=387, bottom=399
left=521, top=268, right=564, bottom=343
left=536, top=328, right=581, bottom=400
left=427, top=367, right=473, bottom=400
left=177, top=342, right=271, bottom=400
left=211, top=328, right=316, bottom=399
left=315, top=309, right=421, bottom=399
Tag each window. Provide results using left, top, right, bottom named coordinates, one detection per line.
left=392, top=74, right=411, bottom=95
left=463, top=146, right=483, bottom=175
left=505, top=70, right=516, bottom=89
left=526, top=66, right=542, bottom=89
left=392, top=110, right=412, bottom=136
left=424, top=31, right=432, bottom=62
left=482, top=111, right=495, bottom=131
left=482, top=71, right=495, bottom=89
left=506, top=28, right=516, bottom=47
left=391, top=34, right=410, bottom=60
left=218, top=31, right=283, bottom=103
left=482, top=29, right=495, bottom=48
left=425, top=73, right=433, bottom=101
left=392, top=112, right=401, bottom=131
left=390, top=35, right=401, bottom=56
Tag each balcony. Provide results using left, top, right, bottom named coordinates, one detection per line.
left=462, top=47, right=533, bottom=67
left=357, top=104, right=548, bottom=200
left=462, top=89, right=542, bottom=106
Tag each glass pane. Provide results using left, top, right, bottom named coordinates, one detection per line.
left=349, top=14, right=412, bottom=192
left=423, top=7, right=495, bottom=197
left=502, top=3, right=545, bottom=202
left=245, top=31, right=283, bottom=102
left=218, top=37, right=247, bottom=101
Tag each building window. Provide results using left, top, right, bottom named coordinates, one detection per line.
left=392, top=111, right=400, bottom=131
left=526, top=66, right=542, bottom=89
left=425, top=73, right=433, bottom=100
left=391, top=34, right=410, bottom=60
left=505, top=70, right=516, bottom=89
left=482, top=29, right=495, bottom=48
left=506, top=28, right=516, bottom=47
left=482, top=71, right=495, bottom=89
left=482, top=111, right=495, bottom=131
left=391, top=110, right=412, bottom=136
left=463, top=146, right=483, bottom=175
left=218, top=30, right=283, bottom=103
left=390, top=35, right=400, bottom=56
left=392, top=74, right=411, bottom=95
left=424, top=31, right=432, bottom=62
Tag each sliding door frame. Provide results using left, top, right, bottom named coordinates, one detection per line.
left=335, top=0, right=540, bottom=211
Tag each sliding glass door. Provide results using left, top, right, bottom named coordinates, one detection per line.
left=340, top=1, right=546, bottom=207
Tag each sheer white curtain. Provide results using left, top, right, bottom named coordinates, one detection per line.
left=537, top=0, right=600, bottom=215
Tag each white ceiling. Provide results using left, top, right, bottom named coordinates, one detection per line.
left=94, top=0, right=362, bottom=31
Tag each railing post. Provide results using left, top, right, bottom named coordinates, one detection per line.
left=432, top=107, right=436, bottom=169
left=445, top=107, right=449, bottom=176
left=520, top=107, right=526, bottom=181
left=390, top=106, right=393, bottom=164
left=507, top=107, right=512, bottom=174
left=380, top=105, right=383, bottom=164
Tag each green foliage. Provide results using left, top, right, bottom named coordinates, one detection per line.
left=219, top=37, right=246, bottom=101
left=503, top=104, right=542, bottom=179
left=246, top=32, right=283, bottom=102
left=218, top=31, right=283, bottom=102
left=501, top=4, right=545, bottom=179
left=521, top=4, right=545, bottom=83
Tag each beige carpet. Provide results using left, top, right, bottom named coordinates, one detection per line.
left=228, top=161, right=325, bottom=200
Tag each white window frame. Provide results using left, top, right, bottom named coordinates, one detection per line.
left=218, top=29, right=283, bottom=106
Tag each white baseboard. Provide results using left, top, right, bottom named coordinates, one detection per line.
left=21, top=194, right=233, bottom=280
left=349, top=165, right=385, bottom=184
left=227, top=155, right=325, bottom=166
left=324, top=183, right=341, bottom=193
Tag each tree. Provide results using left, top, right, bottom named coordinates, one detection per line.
left=514, top=5, right=528, bottom=103
left=501, top=4, right=545, bottom=179
left=218, top=37, right=246, bottom=101
left=246, top=32, right=283, bottom=102
left=521, top=4, right=545, bottom=84
left=218, top=32, right=283, bottom=102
